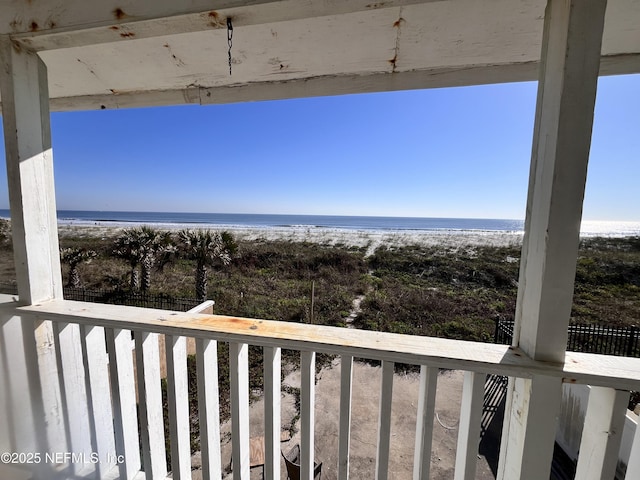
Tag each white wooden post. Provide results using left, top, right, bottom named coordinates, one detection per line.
left=54, top=322, right=92, bottom=476
left=106, top=328, right=141, bottom=480
left=454, top=371, right=486, bottom=480
left=196, top=338, right=222, bottom=480
left=575, top=387, right=630, bottom=480
left=165, top=335, right=191, bottom=479
left=375, top=361, right=394, bottom=480
left=498, top=0, right=608, bottom=478
left=135, top=331, right=167, bottom=479
left=626, top=410, right=640, bottom=479
left=230, top=342, right=250, bottom=480
left=338, top=355, right=354, bottom=480
left=300, top=350, right=316, bottom=480
left=80, top=324, right=116, bottom=476
left=413, top=366, right=438, bottom=480
left=264, top=346, right=281, bottom=480
left=0, top=37, right=66, bottom=466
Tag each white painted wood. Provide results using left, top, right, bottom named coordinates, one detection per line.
left=3, top=0, right=423, bottom=39
left=499, top=1, right=608, bottom=478
left=54, top=322, right=93, bottom=476
left=135, top=331, right=167, bottom=479
left=106, top=328, right=141, bottom=479
left=454, top=371, right=486, bottom=480
left=165, top=335, right=191, bottom=479
left=19, top=301, right=640, bottom=391
left=81, top=324, right=117, bottom=475
left=0, top=0, right=636, bottom=115
left=264, top=346, right=281, bottom=480
left=375, top=361, right=394, bottom=480
left=300, top=350, right=316, bottom=480
left=575, top=387, right=630, bottom=480
left=515, top=0, right=608, bottom=364
left=413, top=366, right=438, bottom=480
left=338, top=355, right=353, bottom=480
left=0, top=38, right=62, bottom=304
left=196, top=338, right=222, bottom=480
left=229, top=342, right=250, bottom=480
left=0, top=315, right=40, bottom=456
left=626, top=409, right=640, bottom=479
left=498, top=376, right=563, bottom=480
left=0, top=38, right=67, bottom=473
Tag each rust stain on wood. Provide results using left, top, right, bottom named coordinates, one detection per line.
left=120, top=31, right=135, bottom=38
left=393, top=17, right=405, bottom=28
left=205, top=10, right=225, bottom=28
left=29, top=21, right=38, bottom=32
left=109, top=25, right=120, bottom=31
left=113, top=8, right=127, bottom=20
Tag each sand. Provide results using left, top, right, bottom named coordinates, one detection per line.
left=58, top=223, right=524, bottom=253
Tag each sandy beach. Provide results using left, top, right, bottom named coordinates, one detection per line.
left=58, top=222, right=525, bottom=254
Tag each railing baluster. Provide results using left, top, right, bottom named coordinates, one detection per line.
left=376, top=361, right=394, bottom=480
left=166, top=335, right=191, bottom=479
left=106, top=328, right=141, bottom=480
left=230, top=342, right=250, bottom=480
left=264, top=347, right=281, bottom=480
left=454, top=371, right=486, bottom=480
left=413, top=365, right=438, bottom=480
left=338, top=355, right=354, bottom=480
left=81, top=325, right=116, bottom=475
left=301, top=350, right=316, bottom=480
left=626, top=408, right=640, bottom=479
left=135, top=331, right=167, bottom=479
left=197, top=338, right=222, bottom=480
left=575, top=386, right=630, bottom=480
left=54, top=322, right=93, bottom=476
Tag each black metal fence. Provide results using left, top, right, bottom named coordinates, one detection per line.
left=495, top=319, right=640, bottom=358
left=0, top=283, right=201, bottom=312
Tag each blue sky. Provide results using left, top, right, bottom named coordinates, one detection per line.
left=1, top=74, right=638, bottom=220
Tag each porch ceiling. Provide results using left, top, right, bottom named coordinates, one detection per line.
left=1, top=0, right=640, bottom=111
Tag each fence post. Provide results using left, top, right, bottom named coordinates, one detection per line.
left=627, top=326, right=637, bottom=358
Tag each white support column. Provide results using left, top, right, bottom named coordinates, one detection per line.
left=499, top=0, right=608, bottom=478
left=375, top=361, right=394, bottom=480
left=338, top=355, right=354, bottom=480
left=264, top=346, right=281, bottom=480
left=165, top=335, right=191, bottom=480
left=454, top=371, right=486, bottom=480
left=197, top=338, right=222, bottom=480
left=0, top=39, right=62, bottom=304
left=0, top=37, right=66, bottom=470
left=230, top=342, right=250, bottom=480
left=413, top=366, right=437, bottom=480
left=575, top=387, right=629, bottom=480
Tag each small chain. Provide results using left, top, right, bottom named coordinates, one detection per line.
left=227, top=18, right=233, bottom=76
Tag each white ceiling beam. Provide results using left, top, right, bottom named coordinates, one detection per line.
left=5, top=0, right=426, bottom=51
left=0, top=52, right=625, bottom=114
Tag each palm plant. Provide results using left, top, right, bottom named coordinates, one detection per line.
left=113, top=226, right=176, bottom=292
left=60, top=247, right=97, bottom=288
left=178, top=229, right=235, bottom=301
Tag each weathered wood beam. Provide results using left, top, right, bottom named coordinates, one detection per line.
left=6, top=0, right=425, bottom=51
left=0, top=38, right=62, bottom=304
left=498, top=0, right=608, bottom=479
left=17, top=299, right=640, bottom=391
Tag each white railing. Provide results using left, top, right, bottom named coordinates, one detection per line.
left=1, top=296, right=640, bottom=480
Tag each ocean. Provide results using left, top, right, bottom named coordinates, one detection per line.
left=0, top=210, right=638, bottom=236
